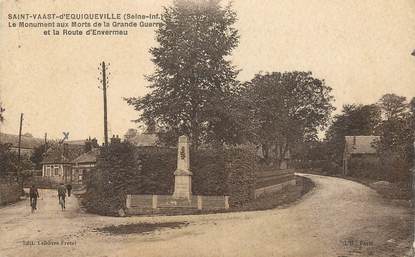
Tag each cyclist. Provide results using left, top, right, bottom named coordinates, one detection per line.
left=57, top=183, right=67, bottom=210
left=29, top=184, right=39, bottom=212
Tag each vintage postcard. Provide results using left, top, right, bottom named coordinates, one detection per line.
left=0, top=0, right=414, bottom=256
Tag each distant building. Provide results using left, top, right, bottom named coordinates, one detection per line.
left=71, top=148, right=100, bottom=184
left=42, top=137, right=100, bottom=184
left=343, top=135, right=380, bottom=175
left=42, top=142, right=85, bottom=183
left=125, top=132, right=158, bottom=147
left=65, top=139, right=88, bottom=146
left=0, top=132, right=43, bottom=155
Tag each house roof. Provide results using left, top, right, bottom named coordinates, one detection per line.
left=126, top=133, right=158, bottom=146
left=65, top=140, right=87, bottom=145
left=72, top=148, right=100, bottom=164
left=42, top=144, right=85, bottom=164
left=0, top=133, right=43, bottom=149
left=345, top=136, right=380, bottom=154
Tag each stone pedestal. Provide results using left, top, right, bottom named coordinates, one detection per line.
left=173, top=135, right=193, bottom=199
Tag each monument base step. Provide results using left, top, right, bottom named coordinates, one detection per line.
left=158, top=206, right=198, bottom=210
left=156, top=207, right=199, bottom=215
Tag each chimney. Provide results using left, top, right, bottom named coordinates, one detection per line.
left=84, top=139, right=92, bottom=152
left=91, top=138, right=98, bottom=147
left=110, top=135, right=121, bottom=144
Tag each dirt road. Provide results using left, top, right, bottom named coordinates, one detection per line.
left=0, top=174, right=411, bottom=257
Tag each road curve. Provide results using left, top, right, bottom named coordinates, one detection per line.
left=0, top=174, right=410, bottom=257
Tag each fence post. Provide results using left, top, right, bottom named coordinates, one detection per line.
left=152, top=195, right=158, bottom=209
left=225, top=196, right=229, bottom=209
left=197, top=195, right=202, bottom=210
left=126, top=195, right=131, bottom=209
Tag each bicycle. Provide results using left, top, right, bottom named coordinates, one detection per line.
left=30, top=198, right=37, bottom=213
left=59, top=196, right=65, bottom=211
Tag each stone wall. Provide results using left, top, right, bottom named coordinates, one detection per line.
left=254, top=168, right=296, bottom=198
left=0, top=177, right=20, bottom=205
left=254, top=179, right=296, bottom=198
left=125, top=194, right=229, bottom=215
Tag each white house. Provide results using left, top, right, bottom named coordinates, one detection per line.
left=42, top=143, right=84, bottom=183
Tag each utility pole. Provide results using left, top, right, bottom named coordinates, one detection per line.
left=17, top=113, right=23, bottom=194
left=44, top=132, right=48, bottom=155
left=98, top=61, right=110, bottom=147
left=17, top=113, right=23, bottom=163
left=410, top=49, right=415, bottom=253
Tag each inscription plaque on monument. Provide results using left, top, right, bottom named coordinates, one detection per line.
left=173, top=135, right=193, bottom=199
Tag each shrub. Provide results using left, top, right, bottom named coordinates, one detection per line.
left=191, top=148, right=226, bottom=195
left=224, top=147, right=257, bottom=207
left=129, top=147, right=176, bottom=195
left=23, top=176, right=60, bottom=189
left=83, top=143, right=177, bottom=215
left=348, top=154, right=411, bottom=182
left=192, top=147, right=257, bottom=206
left=83, top=168, right=125, bottom=216
left=378, top=153, right=411, bottom=182
left=320, top=161, right=343, bottom=175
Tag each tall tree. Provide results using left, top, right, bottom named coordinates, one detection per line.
left=243, top=71, right=335, bottom=166
left=0, top=144, right=33, bottom=176
left=30, top=144, right=47, bottom=170
left=376, top=94, right=414, bottom=177
left=0, top=144, right=18, bottom=176
left=124, top=129, right=138, bottom=140
left=409, top=97, right=415, bottom=114
left=126, top=0, right=240, bottom=148
left=0, top=102, right=5, bottom=124
left=378, top=93, right=408, bottom=120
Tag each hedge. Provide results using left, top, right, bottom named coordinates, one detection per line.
left=23, top=176, right=61, bottom=189
left=349, top=155, right=411, bottom=182
left=191, top=147, right=257, bottom=206
left=82, top=143, right=257, bottom=215
left=224, top=147, right=256, bottom=207
left=191, top=148, right=226, bottom=196
left=83, top=144, right=176, bottom=215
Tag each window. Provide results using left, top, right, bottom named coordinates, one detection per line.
left=46, top=166, right=51, bottom=176
left=54, top=167, right=59, bottom=176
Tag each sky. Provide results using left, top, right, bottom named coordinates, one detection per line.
left=0, top=0, right=414, bottom=142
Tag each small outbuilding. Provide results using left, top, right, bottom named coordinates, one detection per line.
left=71, top=148, right=100, bottom=184
left=343, top=135, right=380, bottom=175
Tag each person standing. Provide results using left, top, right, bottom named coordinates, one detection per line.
left=29, top=185, right=39, bottom=212
left=57, top=183, right=66, bottom=210
left=66, top=184, right=72, bottom=197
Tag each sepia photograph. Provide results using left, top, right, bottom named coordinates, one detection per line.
left=0, top=0, right=414, bottom=256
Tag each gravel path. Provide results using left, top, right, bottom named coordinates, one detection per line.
left=0, top=174, right=411, bottom=257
